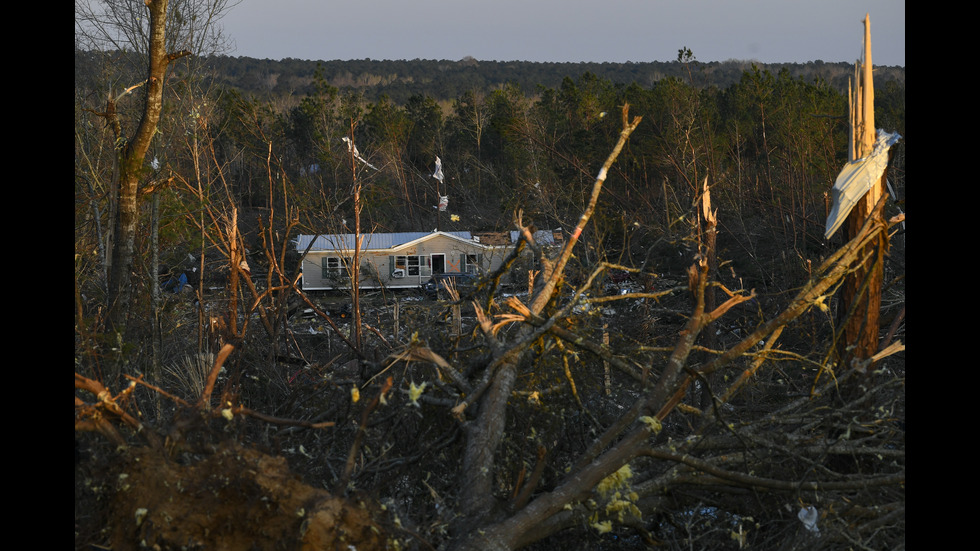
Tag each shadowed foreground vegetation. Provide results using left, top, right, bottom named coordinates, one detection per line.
left=76, top=25, right=904, bottom=550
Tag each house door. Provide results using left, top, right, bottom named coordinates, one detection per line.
left=431, top=253, right=445, bottom=274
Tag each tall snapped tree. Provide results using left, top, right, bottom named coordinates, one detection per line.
left=842, top=14, right=886, bottom=362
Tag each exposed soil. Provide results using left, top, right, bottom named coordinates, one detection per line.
left=76, top=439, right=394, bottom=550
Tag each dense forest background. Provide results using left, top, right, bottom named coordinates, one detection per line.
left=76, top=51, right=906, bottom=106
left=75, top=34, right=905, bottom=551
left=75, top=49, right=905, bottom=244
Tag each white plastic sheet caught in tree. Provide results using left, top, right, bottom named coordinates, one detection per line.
left=341, top=136, right=378, bottom=171
left=432, top=156, right=445, bottom=183
left=824, top=130, right=902, bottom=239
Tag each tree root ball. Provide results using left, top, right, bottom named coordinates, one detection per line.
left=102, top=442, right=392, bottom=550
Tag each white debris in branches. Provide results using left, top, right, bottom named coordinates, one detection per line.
left=798, top=505, right=820, bottom=535
left=432, top=156, right=444, bottom=183
left=824, top=130, right=902, bottom=239
left=341, top=136, right=378, bottom=170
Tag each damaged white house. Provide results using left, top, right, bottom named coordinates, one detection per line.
left=296, top=230, right=561, bottom=291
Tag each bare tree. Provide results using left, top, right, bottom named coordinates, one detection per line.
left=75, top=0, right=236, bottom=333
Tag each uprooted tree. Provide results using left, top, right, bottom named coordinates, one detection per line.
left=75, top=102, right=904, bottom=550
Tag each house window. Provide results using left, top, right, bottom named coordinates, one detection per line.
left=322, top=256, right=351, bottom=279
left=394, top=255, right=430, bottom=277
left=462, top=254, right=481, bottom=274
left=407, top=256, right=420, bottom=276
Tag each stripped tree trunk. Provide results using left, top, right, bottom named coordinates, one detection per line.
left=449, top=107, right=642, bottom=548
left=106, top=0, right=190, bottom=334
left=842, top=14, right=886, bottom=363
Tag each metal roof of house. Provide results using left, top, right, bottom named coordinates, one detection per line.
left=296, top=229, right=560, bottom=254
left=296, top=231, right=475, bottom=253
left=509, top=230, right=559, bottom=247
